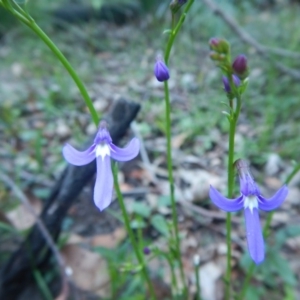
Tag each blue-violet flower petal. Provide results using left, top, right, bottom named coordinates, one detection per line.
left=209, top=159, right=288, bottom=264
left=62, top=121, right=140, bottom=211
left=63, top=144, right=96, bottom=166
left=110, top=138, right=140, bottom=161
left=258, top=185, right=288, bottom=211
left=209, top=186, right=244, bottom=212
left=244, top=208, right=264, bottom=264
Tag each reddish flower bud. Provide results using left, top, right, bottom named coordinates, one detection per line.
left=209, top=38, right=220, bottom=50
left=209, top=38, right=230, bottom=55
left=232, top=54, right=248, bottom=76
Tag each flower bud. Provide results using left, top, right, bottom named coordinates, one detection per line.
left=209, top=38, right=220, bottom=51
left=232, top=54, right=248, bottom=77
left=209, top=51, right=220, bottom=61
left=143, top=247, right=151, bottom=255
left=209, top=38, right=229, bottom=55
left=222, top=75, right=240, bottom=93
left=170, top=0, right=187, bottom=14
left=217, top=39, right=230, bottom=54
left=154, top=59, right=170, bottom=82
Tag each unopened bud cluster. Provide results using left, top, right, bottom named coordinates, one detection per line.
left=209, top=38, right=230, bottom=63
left=209, top=37, right=249, bottom=95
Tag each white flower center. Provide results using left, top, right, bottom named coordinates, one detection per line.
left=95, top=144, right=110, bottom=160
left=243, top=196, right=258, bottom=213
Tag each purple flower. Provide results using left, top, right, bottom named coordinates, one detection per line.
left=209, top=159, right=288, bottom=264
left=222, top=75, right=240, bottom=93
left=154, top=59, right=170, bottom=82
left=62, top=121, right=140, bottom=211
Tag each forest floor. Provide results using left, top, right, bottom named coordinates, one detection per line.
left=0, top=1, right=300, bottom=299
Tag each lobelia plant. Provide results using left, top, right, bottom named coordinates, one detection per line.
left=209, top=36, right=292, bottom=300
left=152, top=0, right=194, bottom=297
left=209, top=159, right=288, bottom=264
left=209, top=36, right=248, bottom=300
left=62, top=121, right=140, bottom=211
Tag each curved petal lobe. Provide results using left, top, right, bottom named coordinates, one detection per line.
left=244, top=208, right=264, bottom=264
left=94, top=156, right=113, bottom=211
left=110, top=138, right=140, bottom=162
left=209, top=186, right=244, bottom=212
left=258, top=185, right=288, bottom=211
left=63, top=143, right=95, bottom=166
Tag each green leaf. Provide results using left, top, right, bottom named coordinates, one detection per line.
left=240, top=252, right=253, bottom=271
left=150, top=214, right=169, bottom=237
left=273, top=254, right=296, bottom=286
left=245, top=286, right=264, bottom=300
left=163, top=29, right=172, bottom=35
left=283, top=285, right=296, bottom=300
left=157, top=195, right=172, bottom=207
left=130, top=202, right=151, bottom=218
left=130, top=219, right=146, bottom=229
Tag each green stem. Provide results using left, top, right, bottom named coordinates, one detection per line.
left=237, top=163, right=300, bottom=300
left=285, top=163, right=300, bottom=185
left=162, top=3, right=194, bottom=297
left=225, top=118, right=236, bottom=300
left=112, top=163, right=156, bottom=300
left=163, top=81, right=187, bottom=296
left=225, top=91, right=241, bottom=300
left=164, top=0, right=194, bottom=64
left=166, top=254, right=178, bottom=297
left=4, top=2, right=99, bottom=126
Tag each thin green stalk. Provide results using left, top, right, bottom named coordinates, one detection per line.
left=3, top=1, right=99, bottom=126
left=163, top=80, right=187, bottom=297
left=165, top=254, right=178, bottom=297
left=237, top=163, right=300, bottom=300
left=162, top=2, right=194, bottom=297
left=164, top=0, right=194, bottom=64
left=225, top=118, right=236, bottom=300
left=285, top=163, right=300, bottom=185
left=225, top=90, right=241, bottom=300
left=112, top=163, right=156, bottom=300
